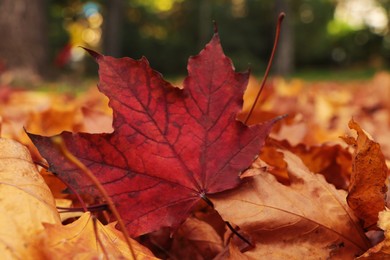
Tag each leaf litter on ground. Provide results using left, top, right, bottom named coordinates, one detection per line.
left=0, top=29, right=389, bottom=259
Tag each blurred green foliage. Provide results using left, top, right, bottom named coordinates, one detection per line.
left=48, top=0, right=390, bottom=77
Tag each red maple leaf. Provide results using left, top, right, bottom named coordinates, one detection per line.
left=28, top=33, right=278, bottom=237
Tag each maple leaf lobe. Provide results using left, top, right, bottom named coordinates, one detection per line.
left=28, top=32, right=277, bottom=237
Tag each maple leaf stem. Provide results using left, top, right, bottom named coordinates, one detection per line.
left=51, top=136, right=137, bottom=260
left=57, top=203, right=109, bottom=213
left=202, top=193, right=254, bottom=248
left=200, top=193, right=214, bottom=208
left=225, top=221, right=254, bottom=248
left=244, top=12, right=285, bottom=125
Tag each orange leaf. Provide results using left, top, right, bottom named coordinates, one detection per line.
left=341, top=119, right=388, bottom=229
left=211, top=150, right=370, bottom=258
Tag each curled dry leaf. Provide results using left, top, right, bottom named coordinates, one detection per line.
left=257, top=138, right=352, bottom=189
left=0, top=138, right=60, bottom=258
left=256, top=140, right=289, bottom=184
left=341, top=119, right=388, bottom=229
left=268, top=139, right=352, bottom=190
left=210, top=150, right=370, bottom=259
left=36, top=212, right=157, bottom=260
left=286, top=143, right=352, bottom=190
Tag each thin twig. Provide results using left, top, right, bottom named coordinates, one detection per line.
left=57, top=203, right=108, bottom=213
left=244, top=12, right=285, bottom=125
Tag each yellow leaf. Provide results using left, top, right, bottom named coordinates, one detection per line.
left=0, top=138, right=60, bottom=259
left=36, top=212, right=158, bottom=260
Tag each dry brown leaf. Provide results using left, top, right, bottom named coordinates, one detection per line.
left=210, top=150, right=370, bottom=259
left=277, top=139, right=352, bottom=190
left=257, top=138, right=352, bottom=189
left=0, top=138, right=60, bottom=258
left=257, top=141, right=289, bottom=184
left=293, top=143, right=352, bottom=190
left=36, top=212, right=157, bottom=260
left=170, top=217, right=224, bottom=260
left=341, top=119, right=388, bottom=229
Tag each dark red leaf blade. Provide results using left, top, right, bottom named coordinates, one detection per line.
left=28, top=33, right=278, bottom=237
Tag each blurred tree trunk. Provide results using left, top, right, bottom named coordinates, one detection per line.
left=0, top=0, right=48, bottom=80
left=102, top=0, right=125, bottom=57
left=274, top=0, right=294, bottom=76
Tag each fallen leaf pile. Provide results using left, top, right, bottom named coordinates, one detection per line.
left=1, top=31, right=390, bottom=259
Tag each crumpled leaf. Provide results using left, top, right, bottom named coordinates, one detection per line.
left=211, top=150, right=370, bottom=259
left=256, top=139, right=289, bottom=184
left=266, top=138, right=352, bottom=190
left=341, top=119, right=388, bottom=229
left=28, top=32, right=278, bottom=236
left=0, top=138, right=60, bottom=258
left=35, top=212, right=157, bottom=260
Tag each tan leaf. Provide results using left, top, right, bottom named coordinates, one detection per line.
left=0, top=138, right=60, bottom=258
left=341, top=119, right=388, bottom=229
left=37, top=212, right=157, bottom=260
left=211, top=150, right=370, bottom=259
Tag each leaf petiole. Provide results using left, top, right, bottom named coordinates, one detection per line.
left=244, top=12, right=285, bottom=125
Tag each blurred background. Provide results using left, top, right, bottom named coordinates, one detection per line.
left=0, top=0, right=389, bottom=84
